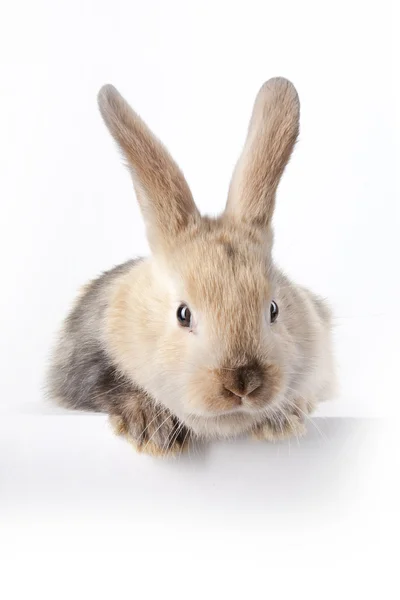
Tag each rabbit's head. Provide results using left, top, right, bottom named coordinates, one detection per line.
left=98, top=79, right=301, bottom=435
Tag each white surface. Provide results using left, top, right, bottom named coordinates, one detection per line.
left=1, top=416, right=398, bottom=598
left=0, top=416, right=385, bottom=517
left=0, top=0, right=398, bottom=417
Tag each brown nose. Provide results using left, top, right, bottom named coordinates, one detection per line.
left=222, top=364, right=263, bottom=398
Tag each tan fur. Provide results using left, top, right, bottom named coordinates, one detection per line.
left=252, top=413, right=307, bottom=442
left=48, top=78, right=336, bottom=454
left=102, top=216, right=334, bottom=440
left=226, top=78, right=299, bottom=228
left=98, top=85, right=200, bottom=253
left=111, top=413, right=186, bottom=457
left=109, top=391, right=189, bottom=457
left=98, top=78, right=336, bottom=441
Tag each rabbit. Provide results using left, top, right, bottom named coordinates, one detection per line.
left=47, top=77, right=336, bottom=457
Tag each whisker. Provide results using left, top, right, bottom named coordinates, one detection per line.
left=163, top=419, right=186, bottom=456
left=89, top=381, right=127, bottom=403
left=179, top=427, right=192, bottom=459
left=139, top=406, right=168, bottom=442
left=141, top=413, right=173, bottom=454
left=284, top=398, right=328, bottom=442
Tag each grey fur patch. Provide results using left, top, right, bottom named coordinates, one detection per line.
left=47, top=259, right=142, bottom=412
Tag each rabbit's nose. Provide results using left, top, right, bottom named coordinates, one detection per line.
left=222, top=364, right=263, bottom=398
left=223, top=381, right=261, bottom=399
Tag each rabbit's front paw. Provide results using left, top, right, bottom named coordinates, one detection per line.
left=109, top=399, right=190, bottom=458
left=252, top=401, right=310, bottom=442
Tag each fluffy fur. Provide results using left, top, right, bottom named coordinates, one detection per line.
left=47, top=78, right=336, bottom=456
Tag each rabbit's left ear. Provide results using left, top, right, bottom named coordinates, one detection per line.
left=98, top=85, right=200, bottom=253
left=224, top=78, right=300, bottom=230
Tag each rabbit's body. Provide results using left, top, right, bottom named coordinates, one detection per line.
left=48, top=78, right=336, bottom=455
left=49, top=228, right=334, bottom=442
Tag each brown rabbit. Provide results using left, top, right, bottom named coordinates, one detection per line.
left=47, top=78, right=336, bottom=457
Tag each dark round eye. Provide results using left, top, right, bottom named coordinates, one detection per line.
left=177, top=304, right=192, bottom=328
left=270, top=300, right=279, bottom=323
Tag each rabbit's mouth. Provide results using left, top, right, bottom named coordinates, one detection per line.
left=180, top=387, right=289, bottom=440
left=181, top=404, right=276, bottom=438
left=185, top=393, right=282, bottom=419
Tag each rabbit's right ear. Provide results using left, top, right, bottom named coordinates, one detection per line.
left=98, top=85, right=200, bottom=253
left=224, top=78, right=300, bottom=231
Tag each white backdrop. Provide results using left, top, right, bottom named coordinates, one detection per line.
left=0, top=0, right=398, bottom=417
left=0, top=3, right=399, bottom=596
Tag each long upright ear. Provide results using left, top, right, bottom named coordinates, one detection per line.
left=225, top=78, right=300, bottom=230
left=98, top=84, right=200, bottom=252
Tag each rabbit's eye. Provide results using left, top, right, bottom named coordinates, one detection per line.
left=177, top=304, right=192, bottom=328
left=270, top=300, right=279, bottom=323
